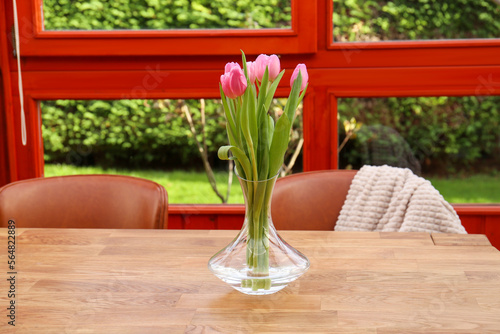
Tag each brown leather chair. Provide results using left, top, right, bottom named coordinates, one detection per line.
left=0, top=174, right=168, bottom=229
left=271, top=170, right=357, bottom=230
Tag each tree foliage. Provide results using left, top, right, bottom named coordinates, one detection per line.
left=43, top=0, right=291, bottom=30
left=42, top=99, right=228, bottom=168
left=338, top=96, right=500, bottom=174
left=334, top=0, right=500, bottom=41
left=333, top=0, right=500, bottom=174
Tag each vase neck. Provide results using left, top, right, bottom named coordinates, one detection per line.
left=238, top=173, right=278, bottom=210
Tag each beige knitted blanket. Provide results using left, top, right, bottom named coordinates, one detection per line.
left=335, top=165, right=466, bottom=234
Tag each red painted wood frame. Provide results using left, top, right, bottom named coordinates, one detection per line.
left=167, top=205, right=500, bottom=249
left=16, top=0, right=317, bottom=56
left=1, top=0, right=500, bottom=243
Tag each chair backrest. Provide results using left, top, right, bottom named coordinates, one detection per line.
left=271, top=170, right=357, bottom=230
left=0, top=174, right=168, bottom=229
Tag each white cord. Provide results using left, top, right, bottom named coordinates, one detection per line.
left=12, top=0, right=27, bottom=146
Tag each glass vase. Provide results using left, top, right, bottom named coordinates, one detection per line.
left=208, top=171, right=310, bottom=295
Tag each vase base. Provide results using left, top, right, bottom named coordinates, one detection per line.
left=233, top=284, right=287, bottom=296
left=213, top=275, right=293, bottom=295
left=209, top=264, right=308, bottom=296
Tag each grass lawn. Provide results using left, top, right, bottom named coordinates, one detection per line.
left=428, top=174, right=500, bottom=204
left=45, top=164, right=499, bottom=204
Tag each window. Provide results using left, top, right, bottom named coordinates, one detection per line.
left=327, top=0, right=500, bottom=49
left=333, top=0, right=500, bottom=42
left=42, top=0, right=292, bottom=30
left=337, top=96, right=500, bottom=203
left=16, top=0, right=316, bottom=56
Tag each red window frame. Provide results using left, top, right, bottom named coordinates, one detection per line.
left=18, top=0, right=317, bottom=56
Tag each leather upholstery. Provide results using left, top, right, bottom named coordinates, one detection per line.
left=0, top=174, right=168, bottom=229
left=271, top=170, right=357, bottom=230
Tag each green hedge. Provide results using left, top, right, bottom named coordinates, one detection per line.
left=41, top=99, right=228, bottom=168
left=43, top=0, right=291, bottom=30
left=338, top=96, right=500, bottom=174
left=334, top=0, right=500, bottom=41
left=41, top=99, right=297, bottom=170
left=334, top=0, right=500, bottom=174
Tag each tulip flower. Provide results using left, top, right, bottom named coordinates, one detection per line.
left=225, top=62, right=239, bottom=74
left=221, top=63, right=247, bottom=99
left=246, top=61, right=256, bottom=84
left=217, top=51, right=310, bottom=292
left=290, top=64, right=308, bottom=91
left=254, top=54, right=281, bottom=82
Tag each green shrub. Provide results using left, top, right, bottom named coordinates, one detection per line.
left=334, top=0, right=500, bottom=41
left=338, top=96, right=500, bottom=174
left=43, top=0, right=291, bottom=30
left=41, top=98, right=301, bottom=171
left=41, top=99, right=228, bottom=169
left=333, top=1, right=500, bottom=174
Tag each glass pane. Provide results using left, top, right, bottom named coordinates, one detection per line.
left=42, top=0, right=291, bottom=30
left=41, top=98, right=302, bottom=203
left=333, top=0, right=500, bottom=42
left=338, top=96, right=500, bottom=203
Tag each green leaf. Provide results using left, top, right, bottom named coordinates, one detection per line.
left=263, top=70, right=285, bottom=112
left=284, top=71, right=302, bottom=122
left=219, top=84, right=237, bottom=144
left=241, top=50, right=248, bottom=80
left=247, top=80, right=258, bottom=156
left=239, top=91, right=257, bottom=178
left=230, top=97, right=242, bottom=145
left=257, top=68, right=270, bottom=125
left=267, top=114, right=274, bottom=150
left=268, top=113, right=291, bottom=177
left=240, top=90, right=252, bottom=146
left=257, top=106, right=270, bottom=180
left=218, top=145, right=252, bottom=180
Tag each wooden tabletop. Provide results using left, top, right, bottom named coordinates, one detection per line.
left=1, top=229, right=500, bottom=333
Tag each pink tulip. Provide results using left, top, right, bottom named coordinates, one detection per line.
left=267, top=55, right=280, bottom=81
left=254, top=55, right=268, bottom=82
left=220, top=63, right=247, bottom=99
left=290, top=64, right=308, bottom=91
left=246, top=61, right=256, bottom=84
left=254, top=54, right=281, bottom=82
left=225, top=62, right=240, bottom=74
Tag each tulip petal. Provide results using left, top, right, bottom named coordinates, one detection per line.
left=290, top=64, right=308, bottom=91
left=229, top=67, right=247, bottom=97
left=255, top=54, right=269, bottom=82
left=268, top=55, right=281, bottom=81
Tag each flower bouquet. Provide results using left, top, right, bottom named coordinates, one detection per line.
left=208, top=51, right=310, bottom=295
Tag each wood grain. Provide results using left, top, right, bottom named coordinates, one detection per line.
left=1, top=229, right=500, bottom=333
left=431, top=233, right=492, bottom=246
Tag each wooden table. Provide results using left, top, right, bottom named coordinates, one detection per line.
left=1, top=229, right=500, bottom=333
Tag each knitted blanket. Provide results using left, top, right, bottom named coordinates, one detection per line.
left=335, top=165, right=466, bottom=234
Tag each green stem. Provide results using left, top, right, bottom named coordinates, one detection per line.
left=243, top=175, right=277, bottom=291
